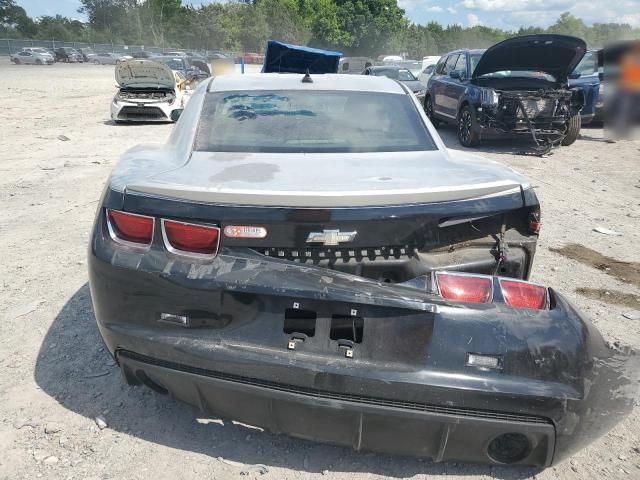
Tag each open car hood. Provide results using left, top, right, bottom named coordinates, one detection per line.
left=115, top=59, right=176, bottom=88
left=472, top=34, right=586, bottom=83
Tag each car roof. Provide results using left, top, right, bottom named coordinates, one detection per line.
left=151, top=56, right=185, bottom=62
left=369, top=65, right=406, bottom=70
left=443, top=49, right=486, bottom=56
left=208, top=73, right=407, bottom=94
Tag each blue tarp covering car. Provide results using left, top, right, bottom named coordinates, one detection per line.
left=262, top=40, right=342, bottom=74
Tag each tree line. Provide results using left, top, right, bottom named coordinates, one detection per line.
left=1, top=0, right=638, bottom=57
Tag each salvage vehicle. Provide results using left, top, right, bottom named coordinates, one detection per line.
left=110, top=59, right=190, bottom=123
left=363, top=65, right=425, bottom=102
left=425, top=35, right=588, bottom=153
left=418, top=63, right=437, bottom=87
left=10, top=49, right=54, bottom=65
left=569, top=49, right=601, bottom=125
left=150, top=55, right=210, bottom=82
left=79, top=47, right=95, bottom=62
left=89, top=72, right=637, bottom=467
left=91, top=52, right=131, bottom=65
left=131, top=50, right=154, bottom=59
left=396, top=59, right=424, bottom=77
left=338, top=56, right=374, bottom=74
left=54, top=47, right=83, bottom=63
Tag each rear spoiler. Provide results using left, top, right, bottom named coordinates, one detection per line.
left=262, top=40, right=342, bottom=74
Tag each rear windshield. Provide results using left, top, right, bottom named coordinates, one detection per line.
left=194, top=90, right=436, bottom=153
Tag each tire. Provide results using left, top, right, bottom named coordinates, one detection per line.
left=561, top=114, right=581, bottom=146
left=424, top=95, right=440, bottom=127
left=13, top=58, right=20, bottom=65
left=458, top=104, right=481, bottom=147
left=36, top=59, right=42, bottom=65
left=93, top=59, right=100, bottom=65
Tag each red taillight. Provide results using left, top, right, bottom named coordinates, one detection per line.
left=500, top=280, right=548, bottom=310
left=528, top=212, right=542, bottom=234
left=107, top=209, right=154, bottom=245
left=436, top=272, right=492, bottom=303
left=528, top=219, right=542, bottom=234
left=162, top=219, right=220, bottom=256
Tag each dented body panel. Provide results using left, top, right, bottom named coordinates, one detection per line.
left=88, top=215, right=637, bottom=466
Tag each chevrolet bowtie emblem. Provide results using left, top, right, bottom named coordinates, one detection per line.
left=306, top=229, right=357, bottom=246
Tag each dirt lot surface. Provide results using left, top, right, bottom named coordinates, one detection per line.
left=0, top=62, right=639, bottom=480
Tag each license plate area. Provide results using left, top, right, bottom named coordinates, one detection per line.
left=275, top=297, right=434, bottom=363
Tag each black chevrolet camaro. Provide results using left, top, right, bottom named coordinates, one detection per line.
left=89, top=72, right=637, bottom=468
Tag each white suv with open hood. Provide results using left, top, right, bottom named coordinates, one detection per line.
left=111, top=59, right=190, bottom=123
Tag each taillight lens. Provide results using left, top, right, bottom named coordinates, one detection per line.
left=436, top=272, right=492, bottom=303
left=162, top=219, right=220, bottom=256
left=528, top=219, right=542, bottom=234
left=528, top=211, right=542, bottom=234
left=107, top=209, right=154, bottom=245
left=500, top=280, right=548, bottom=310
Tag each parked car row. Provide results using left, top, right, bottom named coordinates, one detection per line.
left=9, top=47, right=134, bottom=64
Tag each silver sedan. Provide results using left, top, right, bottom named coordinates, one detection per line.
left=90, top=53, right=131, bottom=65
left=10, top=50, right=54, bottom=65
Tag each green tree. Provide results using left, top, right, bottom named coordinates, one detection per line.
left=0, top=0, right=36, bottom=37
left=548, top=12, right=587, bottom=38
left=335, top=0, right=407, bottom=55
left=299, top=0, right=347, bottom=48
left=257, top=0, right=310, bottom=44
left=34, top=15, right=86, bottom=41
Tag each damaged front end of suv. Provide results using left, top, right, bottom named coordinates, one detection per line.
left=469, top=35, right=587, bottom=154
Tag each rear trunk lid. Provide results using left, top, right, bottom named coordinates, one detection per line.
left=125, top=150, right=527, bottom=208
left=121, top=150, right=531, bottom=266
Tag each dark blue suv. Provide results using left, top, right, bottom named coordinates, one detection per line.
left=569, top=49, right=602, bottom=124
left=424, top=35, right=589, bottom=153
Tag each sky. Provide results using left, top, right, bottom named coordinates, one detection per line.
left=15, top=0, right=640, bottom=29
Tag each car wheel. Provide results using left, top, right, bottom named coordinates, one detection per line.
left=458, top=105, right=481, bottom=147
left=561, top=114, right=581, bottom=146
left=424, top=96, right=440, bottom=127
left=13, top=58, right=20, bottom=64
left=36, top=59, right=42, bottom=65
left=93, top=59, right=100, bottom=65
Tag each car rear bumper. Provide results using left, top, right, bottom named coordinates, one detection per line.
left=89, top=207, right=638, bottom=467
left=118, top=349, right=556, bottom=465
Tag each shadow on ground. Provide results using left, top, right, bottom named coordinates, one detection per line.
left=34, top=284, right=538, bottom=480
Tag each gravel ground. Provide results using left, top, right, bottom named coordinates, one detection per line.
left=0, top=62, right=639, bottom=480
